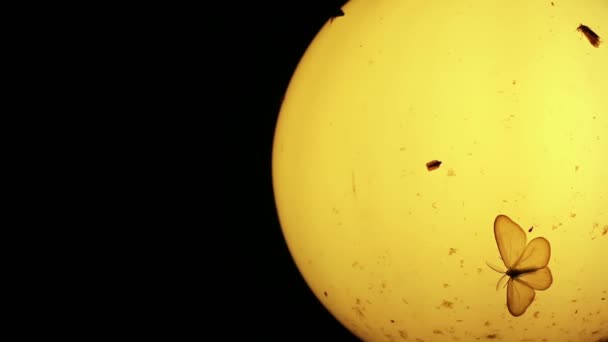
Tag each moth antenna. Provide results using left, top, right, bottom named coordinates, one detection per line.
left=496, top=274, right=508, bottom=291
left=486, top=261, right=505, bottom=274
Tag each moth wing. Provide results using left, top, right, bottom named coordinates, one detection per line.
left=517, top=267, right=553, bottom=291
left=516, top=237, right=551, bottom=270
left=507, top=278, right=535, bottom=317
left=494, top=215, right=527, bottom=269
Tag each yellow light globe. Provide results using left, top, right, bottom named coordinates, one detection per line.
left=272, top=1, right=608, bottom=341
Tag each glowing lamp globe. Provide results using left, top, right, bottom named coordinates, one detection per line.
left=272, top=1, right=608, bottom=341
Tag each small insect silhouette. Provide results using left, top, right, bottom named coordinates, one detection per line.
left=487, top=215, right=553, bottom=317
left=329, top=8, right=344, bottom=22
left=577, top=24, right=601, bottom=48
left=328, top=0, right=348, bottom=23
left=426, top=160, right=442, bottom=171
left=529, top=226, right=534, bottom=232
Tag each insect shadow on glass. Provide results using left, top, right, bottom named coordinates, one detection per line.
left=577, top=24, right=601, bottom=48
left=487, top=215, right=553, bottom=317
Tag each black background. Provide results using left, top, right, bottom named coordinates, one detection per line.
left=231, top=1, right=361, bottom=340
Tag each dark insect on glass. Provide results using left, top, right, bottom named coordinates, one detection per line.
left=577, top=24, right=601, bottom=48
left=426, top=160, right=442, bottom=171
left=329, top=9, right=344, bottom=22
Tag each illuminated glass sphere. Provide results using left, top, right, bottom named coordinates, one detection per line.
left=272, top=1, right=607, bottom=341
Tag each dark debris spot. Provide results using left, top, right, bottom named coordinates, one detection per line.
left=441, top=300, right=454, bottom=309
left=398, top=330, right=408, bottom=340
